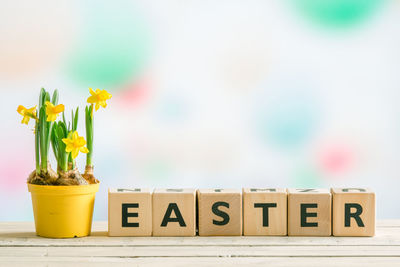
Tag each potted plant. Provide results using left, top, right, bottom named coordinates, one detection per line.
left=17, top=88, right=112, bottom=238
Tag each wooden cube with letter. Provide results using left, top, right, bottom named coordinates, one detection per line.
left=197, top=189, right=242, bottom=236
left=288, top=188, right=331, bottom=236
left=152, top=188, right=197, bottom=236
left=243, top=188, right=287, bottom=236
left=108, top=188, right=152, bottom=236
left=332, top=188, right=375, bottom=236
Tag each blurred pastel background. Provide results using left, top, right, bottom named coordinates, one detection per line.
left=1, top=0, right=399, bottom=221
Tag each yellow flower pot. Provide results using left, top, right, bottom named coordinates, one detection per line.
left=28, top=183, right=99, bottom=238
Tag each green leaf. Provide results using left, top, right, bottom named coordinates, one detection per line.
left=85, top=105, right=94, bottom=166
left=39, top=88, right=46, bottom=109
left=51, top=89, right=59, bottom=105
left=59, top=121, right=68, bottom=137
left=71, top=109, right=74, bottom=128
left=51, top=123, right=59, bottom=164
left=43, top=91, right=52, bottom=154
left=62, top=111, right=66, bottom=125
left=73, top=107, right=79, bottom=131
left=52, top=121, right=69, bottom=172
left=39, top=106, right=47, bottom=172
left=35, top=120, right=40, bottom=175
left=57, top=124, right=65, bottom=139
left=44, top=92, right=50, bottom=103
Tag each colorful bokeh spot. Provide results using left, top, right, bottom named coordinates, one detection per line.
left=117, top=78, right=151, bottom=107
left=0, top=0, right=74, bottom=79
left=257, top=101, right=317, bottom=149
left=318, top=144, right=354, bottom=174
left=0, top=155, right=32, bottom=192
left=143, top=158, right=173, bottom=181
left=292, top=165, right=322, bottom=188
left=289, top=0, right=384, bottom=29
left=66, top=0, right=150, bottom=91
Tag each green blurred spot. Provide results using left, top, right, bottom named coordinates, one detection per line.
left=258, top=104, right=316, bottom=149
left=143, top=159, right=172, bottom=181
left=290, top=0, right=384, bottom=28
left=66, top=0, right=150, bottom=90
left=292, top=166, right=321, bottom=188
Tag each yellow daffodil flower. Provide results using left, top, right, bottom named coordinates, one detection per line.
left=87, top=88, right=112, bottom=111
left=62, top=131, right=89, bottom=159
left=45, top=101, right=64, bottom=122
left=17, top=105, right=37, bottom=125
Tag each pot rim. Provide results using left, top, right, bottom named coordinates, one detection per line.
left=27, top=182, right=100, bottom=195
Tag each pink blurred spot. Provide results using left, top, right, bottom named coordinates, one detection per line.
left=0, top=155, right=32, bottom=192
left=117, top=77, right=151, bottom=108
left=319, top=145, right=354, bottom=174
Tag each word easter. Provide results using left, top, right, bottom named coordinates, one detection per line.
left=108, top=188, right=375, bottom=237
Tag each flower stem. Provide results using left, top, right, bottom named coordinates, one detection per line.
left=85, top=105, right=94, bottom=167
left=35, top=120, right=40, bottom=175
left=39, top=106, right=47, bottom=173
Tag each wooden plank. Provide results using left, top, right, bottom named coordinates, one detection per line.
left=376, top=220, right=400, bottom=227
left=1, top=245, right=400, bottom=257
left=1, top=221, right=400, bottom=267
left=1, top=235, right=400, bottom=247
left=1, top=256, right=400, bottom=267
left=2, top=227, right=400, bottom=247
left=1, top=220, right=398, bottom=232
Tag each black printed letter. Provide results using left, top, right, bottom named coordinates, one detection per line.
left=301, top=203, right=318, bottom=227
left=345, top=203, right=364, bottom=227
left=254, top=203, right=277, bottom=227
left=161, top=203, right=186, bottom=227
left=122, top=203, right=139, bottom=227
left=212, top=201, right=230, bottom=225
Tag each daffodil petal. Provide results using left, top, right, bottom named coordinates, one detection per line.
left=28, top=106, right=37, bottom=118
left=62, top=131, right=88, bottom=157
left=87, top=95, right=97, bottom=104
left=62, top=138, right=71, bottom=145
left=65, top=145, right=73, bottom=153
left=80, top=147, right=89, bottom=153
left=45, top=101, right=54, bottom=108
left=21, top=117, right=29, bottom=124
left=71, top=148, right=79, bottom=159
left=54, top=104, right=65, bottom=113
left=100, top=101, right=107, bottom=108
left=76, top=137, right=86, bottom=146
left=89, top=88, right=95, bottom=95
left=47, top=114, right=57, bottom=122
left=17, top=105, right=26, bottom=115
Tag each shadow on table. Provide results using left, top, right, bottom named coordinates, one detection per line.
left=0, top=231, right=108, bottom=238
left=0, top=231, right=37, bottom=238
left=90, top=231, right=108, bottom=237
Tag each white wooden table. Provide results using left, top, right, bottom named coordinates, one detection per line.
left=1, top=221, right=400, bottom=266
